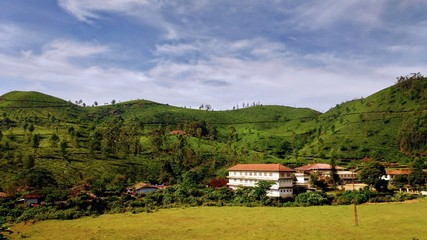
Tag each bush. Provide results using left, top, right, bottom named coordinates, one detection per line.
left=391, top=192, right=417, bottom=202
left=295, top=191, right=329, bottom=206
left=333, top=190, right=369, bottom=205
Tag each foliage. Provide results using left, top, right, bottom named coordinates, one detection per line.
left=408, top=159, right=427, bottom=189
left=390, top=174, right=408, bottom=189
left=359, top=161, right=388, bottom=192
left=13, top=168, right=58, bottom=190
left=294, top=191, right=329, bottom=206
left=333, top=189, right=370, bottom=205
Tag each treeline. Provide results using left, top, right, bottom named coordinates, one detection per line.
left=0, top=179, right=421, bottom=224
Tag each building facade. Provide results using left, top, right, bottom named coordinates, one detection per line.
left=294, top=163, right=356, bottom=186
left=227, top=164, right=295, bottom=198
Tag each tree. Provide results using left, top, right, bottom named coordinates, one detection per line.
left=23, top=153, right=35, bottom=169
left=111, top=99, right=116, bottom=105
left=408, top=159, right=427, bottom=189
left=14, top=168, right=58, bottom=189
left=330, top=158, right=340, bottom=186
left=391, top=174, right=408, bottom=189
left=31, top=134, right=41, bottom=156
left=60, top=140, right=68, bottom=161
left=254, top=181, right=273, bottom=202
left=94, top=101, right=98, bottom=106
left=49, top=133, right=60, bottom=148
left=359, top=161, right=388, bottom=192
left=28, top=123, right=35, bottom=133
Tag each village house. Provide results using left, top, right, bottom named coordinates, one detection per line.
left=0, top=192, right=10, bottom=200
left=128, top=183, right=168, bottom=195
left=381, top=169, right=411, bottom=181
left=227, top=164, right=295, bottom=198
left=381, top=169, right=427, bottom=181
left=294, top=163, right=356, bottom=186
left=21, top=193, right=44, bottom=207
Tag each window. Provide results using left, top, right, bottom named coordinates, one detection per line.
left=264, top=172, right=267, bottom=176
left=269, top=173, right=273, bottom=176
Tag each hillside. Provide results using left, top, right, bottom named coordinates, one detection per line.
left=300, top=74, right=427, bottom=164
left=0, top=74, right=426, bottom=191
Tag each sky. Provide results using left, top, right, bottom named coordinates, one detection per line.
left=0, top=1, right=426, bottom=112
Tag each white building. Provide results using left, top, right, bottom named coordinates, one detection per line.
left=227, top=164, right=295, bottom=198
left=294, top=163, right=356, bottom=186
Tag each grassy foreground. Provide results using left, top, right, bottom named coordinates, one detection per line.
left=10, top=199, right=427, bottom=240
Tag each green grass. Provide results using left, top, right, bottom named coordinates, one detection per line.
left=10, top=199, right=427, bottom=240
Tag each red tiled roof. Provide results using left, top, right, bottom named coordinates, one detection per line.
left=385, top=169, right=427, bottom=175
left=132, top=182, right=157, bottom=190
left=228, top=164, right=294, bottom=172
left=0, top=192, right=10, bottom=198
left=386, top=169, right=410, bottom=175
left=23, top=193, right=44, bottom=199
left=170, top=130, right=186, bottom=135
left=295, top=163, right=344, bottom=171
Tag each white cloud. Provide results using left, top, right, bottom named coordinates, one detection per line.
left=58, top=0, right=180, bottom=39
left=0, top=23, right=36, bottom=51
left=58, top=0, right=152, bottom=22
left=1, top=33, right=413, bottom=112
left=280, top=0, right=385, bottom=31
left=3, top=1, right=426, bottom=111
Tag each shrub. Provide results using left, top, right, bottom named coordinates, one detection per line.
left=333, top=190, right=369, bottom=205
left=295, top=191, right=329, bottom=206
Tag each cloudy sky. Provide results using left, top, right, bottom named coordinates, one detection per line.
left=0, top=1, right=426, bottom=112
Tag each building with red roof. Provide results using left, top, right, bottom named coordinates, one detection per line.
left=294, top=163, right=356, bottom=185
left=227, top=164, right=295, bottom=198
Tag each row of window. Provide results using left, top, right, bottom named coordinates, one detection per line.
left=339, top=174, right=356, bottom=178
left=229, top=179, right=293, bottom=185
left=229, top=171, right=291, bottom=177
left=229, top=179, right=258, bottom=184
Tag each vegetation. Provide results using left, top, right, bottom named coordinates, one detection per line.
left=0, top=74, right=426, bottom=226
left=9, top=200, right=427, bottom=240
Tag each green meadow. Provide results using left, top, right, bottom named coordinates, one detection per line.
left=10, top=199, right=427, bottom=240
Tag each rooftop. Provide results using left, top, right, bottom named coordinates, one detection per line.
left=228, top=164, right=294, bottom=172
left=295, top=163, right=344, bottom=171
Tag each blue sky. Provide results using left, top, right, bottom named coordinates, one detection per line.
left=0, top=0, right=426, bottom=111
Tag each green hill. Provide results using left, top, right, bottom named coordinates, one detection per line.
left=0, top=74, right=426, bottom=191
left=301, top=74, right=427, bottom=164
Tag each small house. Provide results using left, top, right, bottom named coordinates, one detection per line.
left=129, top=183, right=160, bottom=195
left=22, top=193, right=44, bottom=207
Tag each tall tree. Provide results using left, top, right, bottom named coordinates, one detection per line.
left=408, top=158, right=427, bottom=189
left=330, top=158, right=340, bottom=186
left=31, top=134, right=41, bottom=157
left=359, top=161, right=387, bottom=192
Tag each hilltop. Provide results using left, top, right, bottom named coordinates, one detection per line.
left=0, top=74, right=426, bottom=190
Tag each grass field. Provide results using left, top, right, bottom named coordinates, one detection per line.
left=9, top=199, right=427, bottom=240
